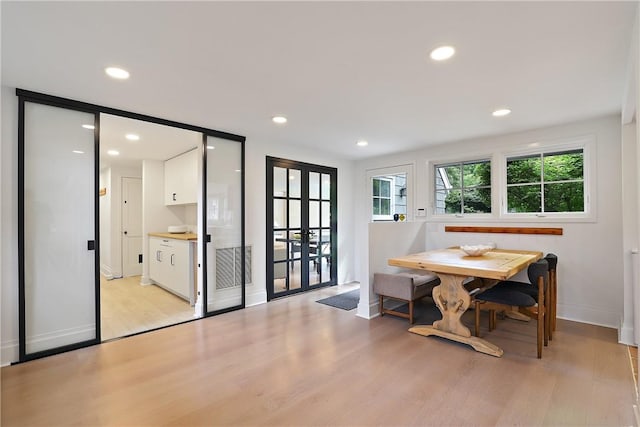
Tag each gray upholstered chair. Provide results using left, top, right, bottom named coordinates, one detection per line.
left=373, top=272, right=440, bottom=324
left=473, top=259, right=549, bottom=358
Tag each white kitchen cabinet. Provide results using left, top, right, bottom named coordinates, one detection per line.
left=164, top=148, right=198, bottom=205
left=149, top=236, right=194, bottom=304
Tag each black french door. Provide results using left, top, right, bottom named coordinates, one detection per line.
left=266, top=157, right=337, bottom=300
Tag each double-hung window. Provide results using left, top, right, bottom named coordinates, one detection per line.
left=505, top=148, right=585, bottom=215
left=434, top=159, right=491, bottom=215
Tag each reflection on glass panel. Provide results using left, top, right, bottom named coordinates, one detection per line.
left=435, top=189, right=461, bottom=214
left=309, top=201, right=320, bottom=228
left=289, top=169, right=301, bottom=198
left=273, top=199, right=287, bottom=229
left=206, top=136, right=242, bottom=313
left=321, top=201, right=330, bottom=227
left=463, top=161, right=491, bottom=187
left=544, top=182, right=584, bottom=212
left=439, top=165, right=461, bottom=189
left=289, top=200, right=301, bottom=228
left=309, top=256, right=320, bottom=286
left=543, top=150, right=583, bottom=182
left=309, top=172, right=320, bottom=199
left=24, top=102, right=96, bottom=353
left=290, top=230, right=302, bottom=260
left=507, top=185, right=541, bottom=213
left=274, top=232, right=287, bottom=261
left=462, top=188, right=491, bottom=213
left=322, top=173, right=331, bottom=200
left=274, top=167, right=287, bottom=197
left=507, top=155, right=541, bottom=184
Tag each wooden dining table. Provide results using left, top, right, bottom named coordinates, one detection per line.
left=388, top=247, right=543, bottom=357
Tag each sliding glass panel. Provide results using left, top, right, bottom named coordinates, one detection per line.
left=205, top=136, right=243, bottom=313
left=22, top=102, right=98, bottom=356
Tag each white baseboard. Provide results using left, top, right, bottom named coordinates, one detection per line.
left=1, top=324, right=94, bottom=366
left=620, top=323, right=636, bottom=345
left=246, top=289, right=267, bottom=307
left=557, top=302, right=620, bottom=329
left=1, top=339, right=19, bottom=366
left=356, top=300, right=379, bottom=319
left=140, top=275, right=153, bottom=286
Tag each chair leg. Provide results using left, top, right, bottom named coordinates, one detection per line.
left=409, top=300, right=414, bottom=324
left=544, top=284, right=550, bottom=346
left=489, top=310, right=496, bottom=331
left=379, top=295, right=384, bottom=317
left=551, top=269, right=557, bottom=332
left=475, top=301, right=481, bottom=337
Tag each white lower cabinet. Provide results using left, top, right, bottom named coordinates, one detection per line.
left=149, top=237, right=194, bottom=304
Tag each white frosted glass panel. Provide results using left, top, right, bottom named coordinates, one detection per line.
left=273, top=199, right=287, bottom=229
left=309, top=201, right=320, bottom=228
left=322, top=201, right=331, bottom=227
left=24, top=102, right=96, bottom=353
left=321, top=173, right=331, bottom=200
left=309, top=172, right=320, bottom=199
left=289, top=200, right=301, bottom=229
left=289, top=169, right=301, bottom=198
left=206, top=136, right=243, bottom=312
left=273, top=167, right=287, bottom=197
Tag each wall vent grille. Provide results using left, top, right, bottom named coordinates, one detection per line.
left=215, top=246, right=251, bottom=289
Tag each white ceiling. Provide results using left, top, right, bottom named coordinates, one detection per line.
left=2, top=1, right=637, bottom=160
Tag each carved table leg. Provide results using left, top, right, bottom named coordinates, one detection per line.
left=408, top=273, right=504, bottom=357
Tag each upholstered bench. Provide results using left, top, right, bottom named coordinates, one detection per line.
left=373, top=272, right=441, bottom=324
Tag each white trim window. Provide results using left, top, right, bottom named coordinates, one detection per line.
left=502, top=137, right=593, bottom=220
left=372, top=176, right=394, bottom=220
left=434, top=159, right=491, bottom=215
left=367, top=164, right=413, bottom=222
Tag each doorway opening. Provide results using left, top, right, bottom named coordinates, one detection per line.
left=98, top=113, right=202, bottom=340
left=266, top=157, right=337, bottom=300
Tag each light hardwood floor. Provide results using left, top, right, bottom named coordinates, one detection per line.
left=101, top=275, right=196, bottom=341
left=2, top=282, right=636, bottom=426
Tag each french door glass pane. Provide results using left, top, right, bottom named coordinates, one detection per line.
left=289, top=169, right=301, bottom=198
left=289, top=200, right=301, bottom=229
left=273, top=167, right=287, bottom=197
left=206, top=136, right=242, bottom=312
left=24, top=102, right=96, bottom=354
left=309, top=172, right=320, bottom=199
left=309, top=201, right=320, bottom=228
left=322, top=174, right=331, bottom=200
left=273, top=199, right=287, bottom=229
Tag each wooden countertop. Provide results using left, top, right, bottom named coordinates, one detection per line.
left=149, top=232, right=197, bottom=241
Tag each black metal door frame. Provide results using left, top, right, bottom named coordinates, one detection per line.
left=266, top=157, right=338, bottom=300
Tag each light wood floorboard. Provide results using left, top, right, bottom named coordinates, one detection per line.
left=2, top=282, right=635, bottom=426
left=101, top=275, right=196, bottom=341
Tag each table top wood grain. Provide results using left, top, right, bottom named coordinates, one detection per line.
left=388, top=248, right=543, bottom=281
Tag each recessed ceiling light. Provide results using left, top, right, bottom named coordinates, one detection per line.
left=105, top=67, right=130, bottom=79
left=272, top=116, right=287, bottom=124
left=207, top=145, right=215, bottom=150
left=72, top=150, right=85, bottom=154
left=430, top=46, right=455, bottom=61
left=82, top=124, right=95, bottom=130
left=492, top=108, right=511, bottom=117
left=125, top=133, right=140, bottom=141
left=356, top=140, right=368, bottom=147
left=107, top=150, right=120, bottom=156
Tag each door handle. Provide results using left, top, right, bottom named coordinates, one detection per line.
left=87, top=240, right=95, bottom=251
left=171, top=254, right=175, bottom=266
left=172, top=193, right=177, bottom=201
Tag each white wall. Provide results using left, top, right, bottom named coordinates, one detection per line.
left=244, top=139, right=356, bottom=307
left=355, top=115, right=624, bottom=328
left=622, top=122, right=638, bottom=344
left=359, top=221, right=426, bottom=318
left=1, top=85, right=19, bottom=364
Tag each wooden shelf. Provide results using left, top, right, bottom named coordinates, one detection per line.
left=444, top=226, right=563, bottom=236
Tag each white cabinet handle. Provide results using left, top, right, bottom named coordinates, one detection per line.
left=171, top=254, right=175, bottom=266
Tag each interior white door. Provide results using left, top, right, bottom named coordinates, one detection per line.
left=122, top=177, right=142, bottom=277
